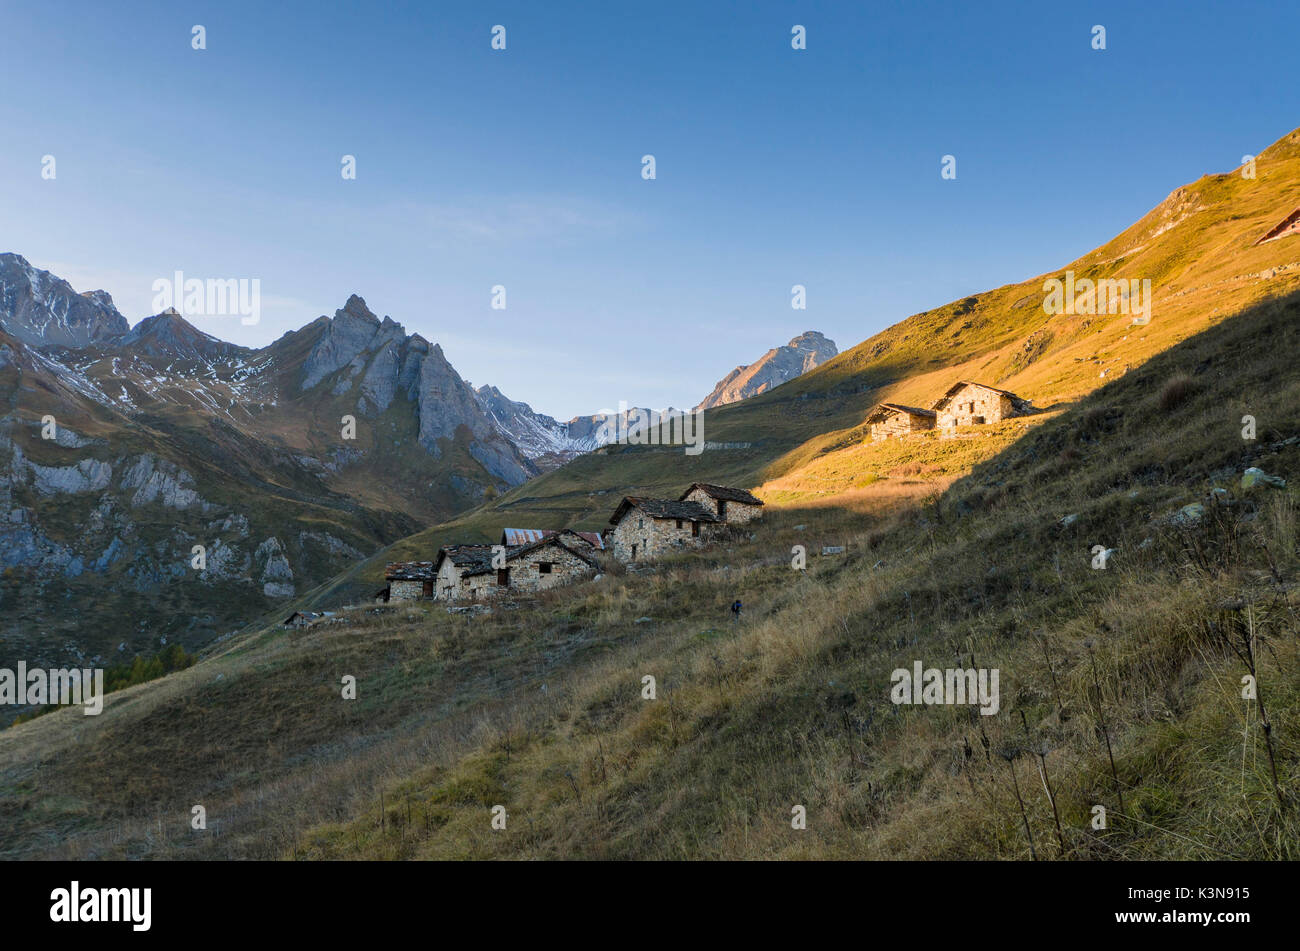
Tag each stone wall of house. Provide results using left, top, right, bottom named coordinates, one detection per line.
left=937, top=385, right=1015, bottom=429
left=869, top=413, right=932, bottom=440
left=508, top=544, right=594, bottom=593
left=682, top=487, right=764, bottom=524
left=609, top=513, right=709, bottom=562
left=390, top=579, right=427, bottom=601
left=436, top=560, right=461, bottom=600
left=462, top=571, right=499, bottom=600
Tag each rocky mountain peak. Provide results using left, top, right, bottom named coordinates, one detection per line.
left=119, top=309, right=241, bottom=361
left=695, top=330, right=839, bottom=410
left=340, top=294, right=379, bottom=323
left=0, top=252, right=129, bottom=349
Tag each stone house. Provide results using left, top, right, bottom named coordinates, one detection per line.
left=864, top=403, right=937, bottom=440
left=678, top=483, right=765, bottom=524
left=384, top=562, right=437, bottom=601
left=435, top=536, right=598, bottom=602
left=434, top=545, right=496, bottom=601
left=607, top=497, right=720, bottom=562
left=931, top=381, right=1033, bottom=430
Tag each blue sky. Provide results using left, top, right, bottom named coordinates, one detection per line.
left=3, top=1, right=1297, bottom=419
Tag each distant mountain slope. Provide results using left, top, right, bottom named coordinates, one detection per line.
left=0, top=253, right=129, bottom=347
left=0, top=274, right=536, bottom=667
left=473, top=384, right=601, bottom=464
left=473, top=382, right=690, bottom=471
left=695, top=330, right=838, bottom=410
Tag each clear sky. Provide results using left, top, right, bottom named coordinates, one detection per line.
left=3, top=1, right=1297, bottom=419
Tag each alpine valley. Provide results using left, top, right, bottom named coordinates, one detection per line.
left=0, top=254, right=831, bottom=667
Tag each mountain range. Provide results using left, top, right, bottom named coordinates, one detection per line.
left=0, top=254, right=831, bottom=665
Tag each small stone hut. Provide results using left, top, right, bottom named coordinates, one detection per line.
left=607, top=497, right=720, bottom=563
left=678, top=483, right=765, bottom=523
left=436, top=536, right=598, bottom=602
left=931, top=381, right=1033, bottom=430
left=864, top=403, right=937, bottom=440
left=385, top=561, right=437, bottom=601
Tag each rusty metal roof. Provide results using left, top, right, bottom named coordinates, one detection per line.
left=502, top=528, right=549, bottom=546
left=503, top=528, right=605, bottom=550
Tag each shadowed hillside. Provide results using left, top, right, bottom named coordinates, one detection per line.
left=3, top=287, right=1297, bottom=860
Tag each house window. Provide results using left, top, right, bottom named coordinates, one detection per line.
left=497, top=568, right=510, bottom=587
left=422, top=580, right=434, bottom=598
left=538, top=562, right=552, bottom=574
left=691, top=521, right=700, bottom=537
left=631, top=544, right=638, bottom=559
left=717, top=500, right=727, bottom=520
left=676, top=519, right=683, bottom=529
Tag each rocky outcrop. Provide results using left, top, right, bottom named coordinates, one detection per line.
left=695, top=331, right=838, bottom=410
left=119, top=454, right=207, bottom=510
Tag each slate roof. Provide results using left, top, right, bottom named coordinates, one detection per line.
left=609, top=496, right=720, bottom=526
left=678, top=483, right=764, bottom=506
left=433, top=545, right=499, bottom=575
left=385, top=561, right=437, bottom=581
left=865, top=402, right=937, bottom=424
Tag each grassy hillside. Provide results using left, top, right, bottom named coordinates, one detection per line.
left=3, top=287, right=1298, bottom=860
left=5, top=127, right=1300, bottom=860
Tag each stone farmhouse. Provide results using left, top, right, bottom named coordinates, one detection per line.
left=435, top=534, right=599, bottom=602
left=865, top=403, right=937, bottom=440
left=931, top=381, right=1033, bottom=430
left=607, top=484, right=764, bottom=562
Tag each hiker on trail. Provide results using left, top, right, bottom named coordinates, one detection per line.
left=731, top=600, right=742, bottom=622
